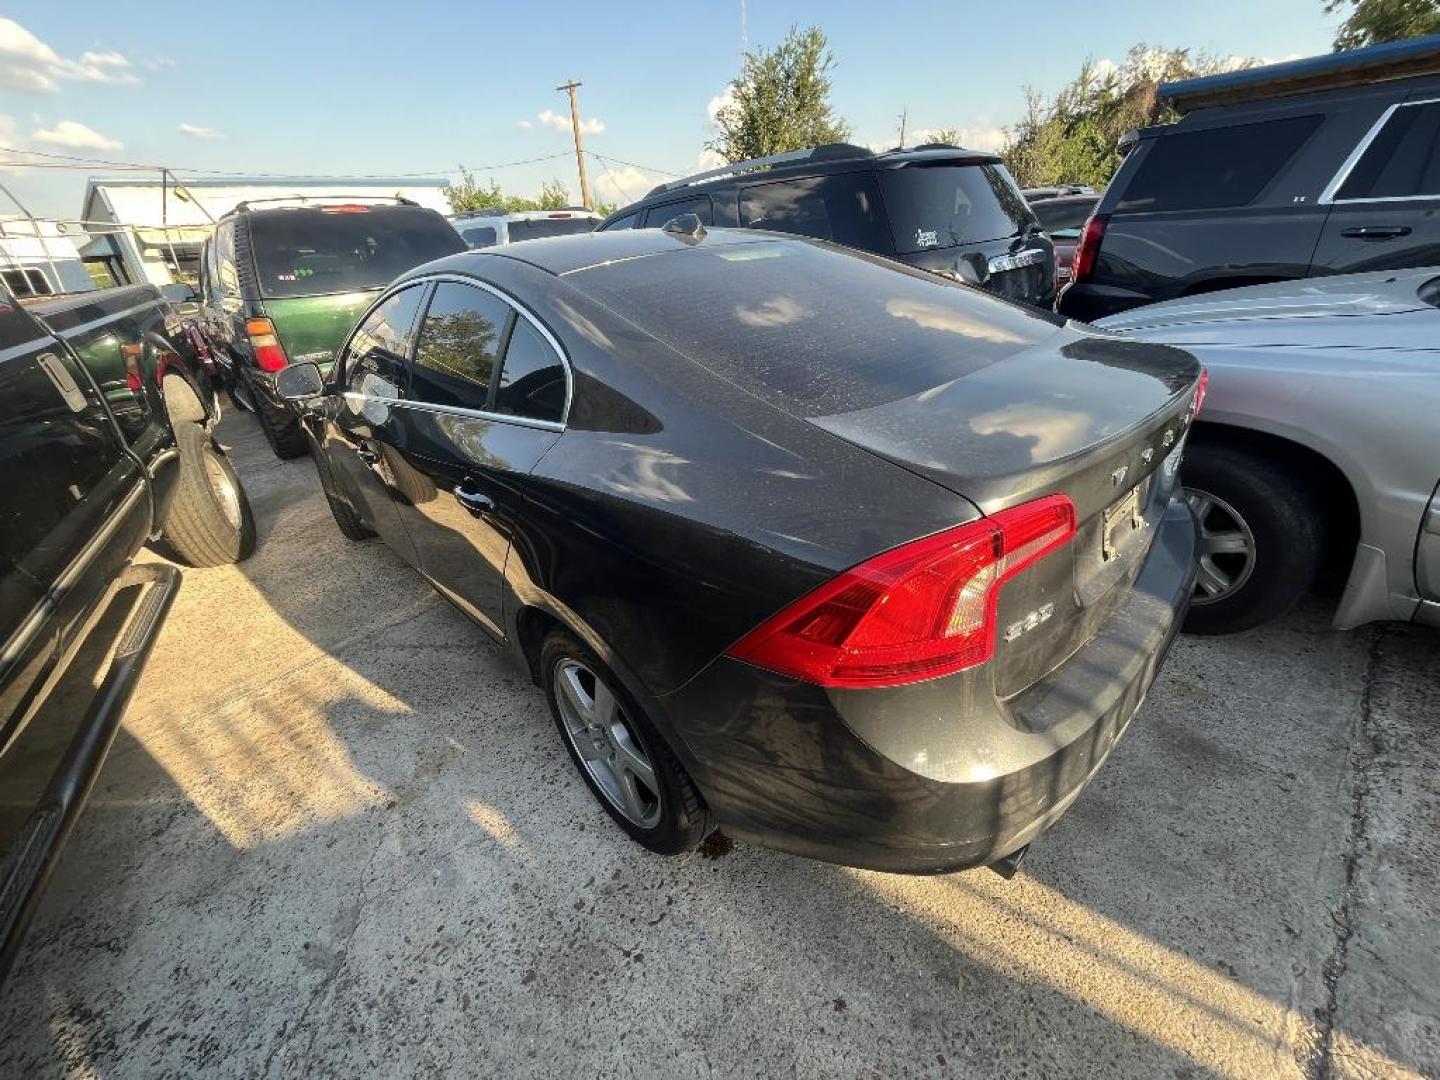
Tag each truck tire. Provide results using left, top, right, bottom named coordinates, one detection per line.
left=163, top=421, right=257, bottom=566
left=254, top=393, right=309, bottom=460
left=1181, top=445, right=1324, bottom=635
left=312, top=440, right=375, bottom=541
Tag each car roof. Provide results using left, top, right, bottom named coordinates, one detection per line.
left=399, top=226, right=785, bottom=279
left=601, top=143, right=1002, bottom=225
left=450, top=208, right=600, bottom=223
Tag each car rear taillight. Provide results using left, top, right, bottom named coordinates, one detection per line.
left=727, top=495, right=1077, bottom=688
left=1070, top=213, right=1108, bottom=285
left=1192, top=368, right=1208, bottom=419
left=322, top=204, right=371, bottom=214
left=246, top=317, right=288, bottom=373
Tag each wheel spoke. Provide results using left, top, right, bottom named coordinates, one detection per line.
left=611, top=733, right=657, bottom=794
left=1186, top=491, right=1213, bottom=523
left=1203, top=530, right=1249, bottom=557
left=1196, top=557, right=1231, bottom=597
left=617, top=767, right=649, bottom=821
left=557, top=665, right=593, bottom=724
left=591, top=678, right=617, bottom=726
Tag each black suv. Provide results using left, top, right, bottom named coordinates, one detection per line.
left=597, top=144, right=1055, bottom=306
left=1060, top=35, right=1440, bottom=321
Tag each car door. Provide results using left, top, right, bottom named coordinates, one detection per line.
left=1315, top=97, right=1440, bottom=275
left=321, top=284, right=429, bottom=564
left=388, top=278, right=565, bottom=638
left=1419, top=480, right=1440, bottom=605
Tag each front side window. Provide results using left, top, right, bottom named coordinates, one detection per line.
left=494, top=317, right=566, bottom=423
left=603, top=212, right=640, bottom=231
left=215, top=222, right=240, bottom=298
left=642, top=196, right=714, bottom=228
left=342, top=286, right=426, bottom=397
left=410, top=281, right=511, bottom=410
left=1118, top=115, right=1324, bottom=213
left=739, top=172, right=892, bottom=253
left=1336, top=100, right=1440, bottom=201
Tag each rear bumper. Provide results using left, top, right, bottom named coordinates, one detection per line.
left=662, top=495, right=1198, bottom=873
left=0, top=563, right=179, bottom=982
left=1057, top=282, right=1154, bottom=323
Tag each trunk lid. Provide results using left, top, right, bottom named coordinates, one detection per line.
left=809, top=330, right=1201, bottom=696
left=263, top=290, right=379, bottom=375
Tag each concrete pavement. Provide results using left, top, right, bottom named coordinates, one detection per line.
left=1, top=411, right=1435, bottom=1079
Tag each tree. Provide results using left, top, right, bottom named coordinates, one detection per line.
left=1003, top=46, right=1259, bottom=189
left=1327, top=0, right=1440, bottom=50
left=442, top=171, right=580, bottom=213
left=707, top=25, right=851, bottom=164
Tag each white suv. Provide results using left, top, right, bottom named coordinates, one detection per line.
left=449, top=208, right=601, bottom=248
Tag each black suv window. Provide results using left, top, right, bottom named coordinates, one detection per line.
left=642, top=197, right=713, bottom=228
left=493, top=316, right=566, bottom=423
left=460, top=225, right=498, bottom=248
left=604, top=212, right=640, bottom=230
left=507, top=217, right=598, bottom=241
left=1032, top=198, right=1098, bottom=238
left=249, top=206, right=465, bottom=298
left=411, top=281, right=510, bottom=410
left=1118, top=115, right=1323, bottom=213
left=1336, top=100, right=1440, bottom=201
left=879, top=164, right=1031, bottom=252
left=739, top=173, right=891, bottom=251
left=342, top=286, right=426, bottom=397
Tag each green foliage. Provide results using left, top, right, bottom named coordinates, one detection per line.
left=707, top=25, right=851, bottom=164
left=1327, top=0, right=1440, bottom=49
left=443, top=170, right=580, bottom=213
left=1003, top=46, right=1259, bottom=189
left=927, top=128, right=963, bottom=146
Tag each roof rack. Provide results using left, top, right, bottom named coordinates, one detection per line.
left=645, top=143, right=876, bottom=196
left=229, top=194, right=419, bottom=214
left=1158, top=33, right=1440, bottom=114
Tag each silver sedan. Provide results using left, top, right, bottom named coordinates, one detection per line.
left=1097, top=268, right=1440, bottom=634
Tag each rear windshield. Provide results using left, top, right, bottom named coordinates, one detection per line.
left=249, top=206, right=465, bottom=298
left=506, top=217, right=598, bottom=243
left=568, top=239, right=1058, bottom=417
left=1032, top=198, right=1098, bottom=238
left=879, top=163, right=1033, bottom=254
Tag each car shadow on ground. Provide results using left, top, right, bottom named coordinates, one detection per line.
left=2, top=409, right=1435, bottom=1078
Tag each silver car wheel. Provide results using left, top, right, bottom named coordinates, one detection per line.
left=1185, top=487, right=1256, bottom=606
left=554, top=658, right=662, bottom=828
left=204, top=446, right=244, bottom=530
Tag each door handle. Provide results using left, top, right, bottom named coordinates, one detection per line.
left=356, top=445, right=380, bottom=465
left=1340, top=226, right=1411, bottom=240
left=452, top=482, right=494, bottom=516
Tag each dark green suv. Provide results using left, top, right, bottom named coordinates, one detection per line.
left=198, top=198, right=465, bottom=458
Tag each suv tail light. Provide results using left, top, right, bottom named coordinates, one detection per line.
left=1070, top=213, right=1108, bottom=285
left=727, top=495, right=1077, bottom=688
left=1192, top=367, right=1209, bottom=419
left=246, top=317, right=288, bottom=372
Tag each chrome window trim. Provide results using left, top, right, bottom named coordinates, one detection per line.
left=340, top=392, right=565, bottom=433
left=1320, top=97, right=1440, bottom=206
left=53, top=300, right=159, bottom=341
left=337, top=272, right=573, bottom=427
left=0, top=337, right=55, bottom=363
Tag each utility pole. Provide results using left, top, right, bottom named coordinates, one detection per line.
left=556, top=78, right=592, bottom=210
left=897, top=107, right=908, bottom=149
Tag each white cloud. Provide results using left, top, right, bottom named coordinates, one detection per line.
left=32, top=120, right=122, bottom=152
left=591, top=164, right=654, bottom=206
left=536, top=109, right=604, bottom=135
left=0, top=19, right=139, bottom=93
left=178, top=122, right=224, bottom=140
left=695, top=147, right=726, bottom=171
left=516, top=119, right=533, bottom=130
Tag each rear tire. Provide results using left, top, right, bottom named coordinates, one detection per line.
left=162, top=422, right=256, bottom=566
left=1181, top=444, right=1324, bottom=635
left=312, top=441, right=375, bottom=541
left=541, top=630, right=711, bottom=855
left=249, top=372, right=308, bottom=460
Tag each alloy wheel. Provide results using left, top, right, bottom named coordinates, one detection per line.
left=554, top=659, right=662, bottom=828
left=1185, top=487, right=1256, bottom=606
left=204, top=446, right=244, bottom=530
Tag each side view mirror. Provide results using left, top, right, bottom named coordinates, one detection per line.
left=275, top=362, right=324, bottom=403
left=160, top=282, right=199, bottom=305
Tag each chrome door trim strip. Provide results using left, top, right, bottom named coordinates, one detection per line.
left=340, top=392, right=565, bottom=433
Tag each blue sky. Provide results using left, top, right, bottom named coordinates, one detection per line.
left=2, top=1, right=1339, bottom=219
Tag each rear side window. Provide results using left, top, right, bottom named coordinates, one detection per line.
left=1118, top=115, right=1323, bottom=212
left=411, top=282, right=510, bottom=410
left=342, top=286, right=426, bottom=397
left=603, top=212, right=640, bottom=230
left=739, top=173, right=891, bottom=252
left=0, top=268, right=51, bottom=298
left=1033, top=198, right=1098, bottom=238
left=879, top=164, right=1032, bottom=252
left=461, top=226, right=498, bottom=248
left=1336, top=100, right=1440, bottom=201
left=493, top=317, right=566, bottom=423
left=642, top=197, right=713, bottom=228
left=506, top=217, right=598, bottom=242
left=249, top=206, right=465, bottom=298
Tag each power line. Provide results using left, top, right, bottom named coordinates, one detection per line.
left=586, top=151, right=685, bottom=178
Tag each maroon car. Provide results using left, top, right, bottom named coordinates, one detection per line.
left=1031, top=194, right=1099, bottom=290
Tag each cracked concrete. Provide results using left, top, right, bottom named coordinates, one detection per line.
left=0, top=411, right=1436, bottom=1079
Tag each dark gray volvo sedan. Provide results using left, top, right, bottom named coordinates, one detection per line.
left=277, top=223, right=1203, bottom=874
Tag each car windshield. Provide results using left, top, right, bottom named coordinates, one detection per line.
left=1032, top=198, right=1098, bottom=238
left=250, top=206, right=465, bottom=298
left=879, top=163, right=1033, bottom=254
left=506, top=217, right=598, bottom=242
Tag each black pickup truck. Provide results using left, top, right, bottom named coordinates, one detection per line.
left=0, top=281, right=255, bottom=981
